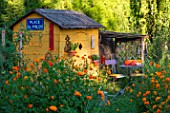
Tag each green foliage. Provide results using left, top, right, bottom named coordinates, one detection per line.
left=91, top=54, right=99, bottom=61
left=0, top=54, right=118, bottom=112
left=125, top=59, right=170, bottom=113
left=0, top=28, right=18, bottom=72
left=69, top=42, right=79, bottom=50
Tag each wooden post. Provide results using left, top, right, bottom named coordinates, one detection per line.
left=19, top=31, right=22, bottom=67
left=2, top=30, right=5, bottom=46
left=141, top=37, right=145, bottom=65
left=1, top=30, right=6, bottom=71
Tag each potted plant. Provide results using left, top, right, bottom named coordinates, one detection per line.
left=69, top=42, right=79, bottom=56
left=91, top=54, right=99, bottom=66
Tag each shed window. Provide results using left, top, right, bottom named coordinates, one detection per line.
left=49, top=23, right=54, bottom=50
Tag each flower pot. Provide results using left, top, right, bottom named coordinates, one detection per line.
left=69, top=50, right=77, bottom=56
left=93, top=60, right=99, bottom=66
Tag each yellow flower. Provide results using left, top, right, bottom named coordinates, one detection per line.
left=150, top=73, right=154, bottom=76
left=74, top=91, right=82, bottom=97
left=49, top=106, right=58, bottom=111
left=24, top=76, right=28, bottom=80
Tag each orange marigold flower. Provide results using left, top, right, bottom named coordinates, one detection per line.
left=84, top=69, right=87, bottom=73
left=155, top=97, right=161, bottom=101
left=165, top=78, right=170, bottom=82
left=157, top=109, right=161, bottom=113
left=168, top=63, right=170, bottom=68
left=89, top=76, right=94, bottom=79
left=48, top=60, right=53, bottom=66
left=24, top=95, right=27, bottom=99
left=34, top=58, right=39, bottom=63
left=9, top=71, right=13, bottom=74
left=50, top=96, right=54, bottom=100
left=129, top=99, right=132, bottom=102
left=164, top=84, right=168, bottom=89
left=40, top=56, right=45, bottom=61
left=156, top=72, right=162, bottom=76
left=155, top=83, right=160, bottom=88
left=138, top=92, right=142, bottom=95
left=142, top=98, right=147, bottom=102
left=43, top=68, right=48, bottom=73
left=86, top=96, right=92, bottom=100
left=74, top=91, right=82, bottom=97
left=88, top=55, right=91, bottom=59
left=152, top=105, right=157, bottom=109
left=74, top=65, right=79, bottom=69
left=16, top=72, right=21, bottom=78
left=5, top=80, right=9, bottom=85
left=107, top=70, right=112, bottom=75
left=156, top=64, right=160, bottom=68
left=13, top=77, right=16, bottom=81
left=54, top=79, right=58, bottom=84
left=46, top=108, right=49, bottom=112
left=12, top=66, right=19, bottom=71
left=132, top=83, right=135, bottom=87
left=107, top=70, right=112, bottom=74
left=98, top=90, right=104, bottom=97
left=153, top=91, right=157, bottom=95
left=136, top=94, right=140, bottom=98
left=28, top=104, right=33, bottom=108
left=144, top=101, right=149, bottom=105
left=60, top=104, right=64, bottom=107
left=101, top=96, right=105, bottom=100
left=143, top=93, right=147, bottom=97
left=77, top=72, right=84, bottom=76
left=145, top=91, right=150, bottom=95
left=163, top=70, right=167, bottom=74
left=167, top=96, right=170, bottom=100
left=107, top=100, right=110, bottom=106
left=81, top=56, right=85, bottom=60
left=24, top=76, right=28, bottom=80
left=49, top=106, right=58, bottom=111
left=98, top=78, right=101, bottom=81
left=29, top=63, right=34, bottom=68
left=149, top=61, right=153, bottom=66
left=151, top=79, right=155, bottom=83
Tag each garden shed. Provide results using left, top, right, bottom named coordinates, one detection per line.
left=10, top=9, right=103, bottom=62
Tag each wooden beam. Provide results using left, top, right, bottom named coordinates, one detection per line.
left=141, top=37, right=145, bottom=64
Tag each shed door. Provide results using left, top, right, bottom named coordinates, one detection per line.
left=49, top=22, right=54, bottom=50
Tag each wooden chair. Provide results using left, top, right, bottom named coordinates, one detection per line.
left=105, top=59, right=127, bottom=79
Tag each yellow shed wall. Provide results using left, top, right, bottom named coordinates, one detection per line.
left=12, top=13, right=60, bottom=61
left=12, top=13, right=99, bottom=67
left=60, top=29, right=99, bottom=57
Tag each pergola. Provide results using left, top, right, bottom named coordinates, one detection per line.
left=99, top=31, right=149, bottom=65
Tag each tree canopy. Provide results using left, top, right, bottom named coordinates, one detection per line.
left=0, top=0, right=170, bottom=62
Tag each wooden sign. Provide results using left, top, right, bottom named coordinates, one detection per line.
left=26, top=18, right=44, bottom=30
